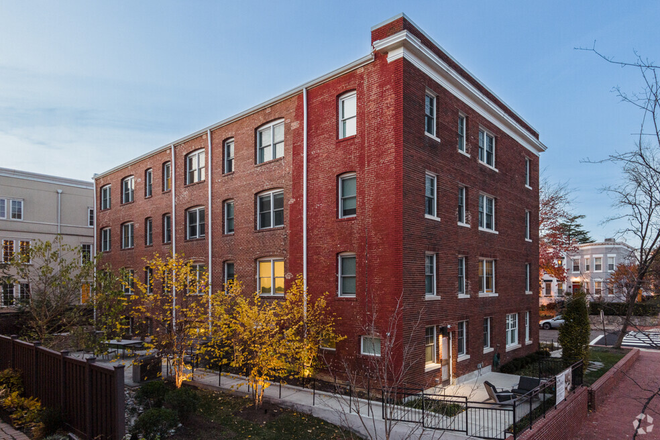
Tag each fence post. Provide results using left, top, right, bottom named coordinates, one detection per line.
left=513, top=401, right=517, bottom=439
left=313, top=378, right=316, bottom=406
left=10, top=335, right=17, bottom=369
left=421, top=389, right=425, bottom=427
left=32, top=341, right=41, bottom=401
left=113, top=364, right=126, bottom=440
left=86, top=357, right=96, bottom=440
left=529, top=391, right=533, bottom=430
left=60, top=350, right=69, bottom=416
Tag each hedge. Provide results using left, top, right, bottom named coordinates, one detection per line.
left=589, top=302, right=660, bottom=317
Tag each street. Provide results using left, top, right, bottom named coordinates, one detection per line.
left=539, top=328, right=607, bottom=345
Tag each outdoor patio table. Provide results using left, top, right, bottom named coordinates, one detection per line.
left=105, top=339, right=143, bottom=359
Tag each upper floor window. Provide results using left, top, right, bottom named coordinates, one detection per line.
left=339, top=174, right=356, bottom=218
left=224, top=139, right=234, bottom=174
left=145, top=169, right=153, bottom=197
left=525, top=263, right=531, bottom=292
left=258, top=258, right=284, bottom=295
left=145, top=217, right=153, bottom=246
left=121, top=222, right=134, bottom=249
left=478, top=259, right=495, bottom=294
left=483, top=317, right=492, bottom=349
left=608, top=256, right=616, bottom=272
left=594, top=257, right=602, bottom=272
left=458, top=187, right=466, bottom=224
left=121, top=176, right=134, bottom=204
left=458, top=114, right=466, bottom=152
left=163, top=214, right=172, bottom=244
left=339, top=92, right=357, bottom=139
left=572, top=258, right=580, bottom=273
left=224, top=261, right=235, bottom=288
left=87, top=208, right=94, bottom=227
left=525, top=158, right=531, bottom=188
left=425, top=93, right=436, bottom=136
left=10, top=200, right=23, bottom=220
left=186, top=206, right=206, bottom=239
left=425, top=173, right=437, bottom=218
left=145, top=266, right=153, bottom=294
left=425, top=253, right=436, bottom=296
left=257, top=120, right=284, bottom=164
left=122, top=269, right=135, bottom=295
left=3, top=240, right=14, bottom=262
left=101, top=228, right=111, bottom=252
left=525, top=210, right=531, bottom=240
left=81, top=244, right=92, bottom=264
left=506, top=313, right=518, bottom=346
left=224, top=201, right=234, bottom=234
left=188, top=264, right=207, bottom=295
left=19, top=241, right=30, bottom=264
left=163, top=162, right=171, bottom=191
left=0, top=199, right=5, bottom=219
left=257, top=190, right=284, bottom=229
left=101, top=185, right=111, bottom=210
left=458, top=257, right=466, bottom=295
left=338, top=253, right=356, bottom=297
left=478, top=195, right=495, bottom=231
left=478, top=129, right=495, bottom=168
left=585, top=257, right=591, bottom=272
left=186, top=149, right=206, bottom=184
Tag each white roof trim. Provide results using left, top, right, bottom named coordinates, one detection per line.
left=0, top=167, right=93, bottom=189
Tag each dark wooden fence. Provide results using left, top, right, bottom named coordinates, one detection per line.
left=0, top=335, right=125, bottom=440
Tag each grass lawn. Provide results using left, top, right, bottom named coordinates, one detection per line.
left=169, top=388, right=360, bottom=440
left=584, top=347, right=627, bottom=386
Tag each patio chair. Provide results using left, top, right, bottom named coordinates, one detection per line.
left=511, top=376, right=540, bottom=396
left=484, top=381, right=517, bottom=404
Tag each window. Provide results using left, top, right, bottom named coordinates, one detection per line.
left=3, top=240, right=14, bottom=262
left=458, top=257, right=466, bottom=295
left=506, top=313, right=518, bottom=346
left=425, top=93, right=435, bottom=136
left=2, top=283, right=14, bottom=307
left=224, top=139, right=234, bottom=173
left=525, top=158, right=531, bottom=187
left=186, top=149, right=206, bottom=184
left=572, top=258, right=580, bottom=272
left=478, top=259, right=495, bottom=294
left=145, top=267, right=153, bottom=294
left=19, top=283, right=29, bottom=301
left=338, top=253, right=356, bottom=297
left=81, top=244, right=92, bottom=264
left=457, top=321, right=467, bottom=356
left=163, top=214, right=172, bottom=244
left=458, top=115, right=466, bottom=152
left=595, top=280, right=602, bottom=296
left=425, top=173, right=437, bottom=217
left=10, top=200, right=23, bottom=220
left=585, top=258, right=590, bottom=272
left=101, top=185, right=111, bottom=210
left=145, top=169, right=153, bottom=197
left=145, top=217, right=153, bottom=246
left=557, top=282, right=564, bottom=295
left=121, top=177, right=134, bottom=204
left=361, top=336, right=381, bottom=357
left=544, top=281, right=552, bottom=296
left=478, top=129, right=495, bottom=167
left=258, top=258, right=285, bottom=295
left=458, top=187, right=466, bottom=224
left=257, top=120, right=284, bottom=164
left=339, top=92, right=357, bottom=138
left=101, top=228, right=111, bottom=252
left=425, top=327, right=437, bottom=365
left=88, top=208, right=94, bottom=227
left=479, top=195, right=495, bottom=231
left=525, top=311, right=531, bottom=342
left=257, top=190, right=284, bottom=229
left=525, top=263, right=531, bottom=292
left=594, top=257, right=602, bottom=271
left=0, top=199, right=5, bottom=218
left=121, top=223, right=134, bottom=249
left=189, top=264, right=206, bottom=295
left=425, top=253, right=436, bottom=296
left=525, top=210, right=531, bottom=240
left=163, top=162, right=171, bottom=191
left=339, top=174, right=357, bottom=218
left=224, top=201, right=234, bottom=234
left=122, top=270, right=134, bottom=295
left=483, top=318, right=491, bottom=349
left=186, top=207, right=206, bottom=239
left=608, top=256, right=616, bottom=271
left=19, top=241, right=30, bottom=263
left=224, top=262, right=235, bottom=288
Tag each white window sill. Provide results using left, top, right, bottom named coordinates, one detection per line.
left=425, top=363, right=442, bottom=372
left=483, top=347, right=494, bottom=354
left=525, top=238, right=532, bottom=243
left=525, top=340, right=533, bottom=346
left=457, top=354, right=470, bottom=362
left=261, top=294, right=285, bottom=298
left=525, top=291, right=533, bottom=295
left=458, top=294, right=470, bottom=299
left=478, top=292, right=498, bottom=298
left=478, top=161, right=499, bottom=172
left=425, top=214, right=441, bottom=222
left=478, top=227, right=498, bottom=234
left=525, top=185, right=533, bottom=190
left=506, top=344, right=521, bottom=352
left=458, top=149, right=470, bottom=158
left=338, top=294, right=356, bottom=298
left=458, top=222, right=470, bottom=228
left=425, top=295, right=442, bottom=301
left=425, top=132, right=442, bottom=143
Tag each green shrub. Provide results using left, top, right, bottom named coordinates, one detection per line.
left=500, top=350, right=550, bottom=374
left=165, top=387, right=199, bottom=423
left=37, top=406, right=64, bottom=438
left=135, top=380, right=169, bottom=409
left=131, top=407, right=179, bottom=440
left=589, top=301, right=660, bottom=317
left=1, top=391, right=43, bottom=432
left=560, top=293, right=591, bottom=366
left=0, top=369, right=23, bottom=395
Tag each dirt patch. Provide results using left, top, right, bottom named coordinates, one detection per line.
left=170, top=414, right=234, bottom=440
left=234, top=400, right=285, bottom=425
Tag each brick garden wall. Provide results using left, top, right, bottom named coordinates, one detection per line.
left=589, top=348, right=640, bottom=411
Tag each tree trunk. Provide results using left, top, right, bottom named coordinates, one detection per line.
left=613, top=280, right=643, bottom=348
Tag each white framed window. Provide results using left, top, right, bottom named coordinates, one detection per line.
left=557, top=282, right=564, bottom=295
left=87, top=207, right=94, bottom=227
left=2, top=240, right=14, bottom=262
left=10, top=200, right=23, bottom=220
left=585, top=257, right=590, bottom=272
left=186, top=206, right=206, bottom=239
left=525, top=311, right=531, bottom=342
left=478, top=259, right=495, bottom=294
left=101, top=228, right=111, bottom=252
left=457, top=321, right=467, bottom=356
left=478, top=194, right=495, bottom=231
left=425, top=253, right=436, bottom=296
left=81, top=244, right=92, bottom=264
left=101, top=185, right=111, bottom=210
left=257, top=190, right=284, bottom=229
left=224, top=201, right=234, bottom=234
left=145, top=217, right=153, bottom=246
left=458, top=187, right=466, bottom=224
left=188, top=264, right=206, bottom=295
left=425, top=92, right=436, bottom=136
left=339, top=174, right=357, bottom=218
left=608, top=256, right=616, bottom=272
left=338, top=253, right=356, bottom=297
left=186, top=149, right=206, bottom=184
left=425, top=173, right=437, bottom=217
left=525, top=263, right=531, bottom=292
left=257, top=120, right=284, bottom=164
left=458, top=114, right=466, bottom=152
left=258, top=258, right=284, bottom=295
left=121, top=223, right=134, bottom=249
left=145, top=266, right=153, bottom=294
left=506, top=313, right=518, bottom=346
left=525, top=210, right=531, bottom=240
left=121, top=177, right=134, bottom=204
left=145, top=169, right=153, bottom=197
left=19, top=283, right=29, bottom=302
left=458, top=257, right=466, bottom=295
left=224, top=139, right=234, bottom=174
left=19, top=241, right=30, bottom=264
left=163, top=214, right=172, bottom=244
left=123, top=269, right=134, bottom=295
left=339, top=92, right=357, bottom=139
left=361, top=336, right=381, bottom=357
left=478, top=129, right=495, bottom=168
left=483, top=317, right=491, bottom=349
left=594, top=257, right=602, bottom=272
left=163, top=162, right=171, bottom=191
left=224, top=261, right=235, bottom=288
left=2, top=283, right=14, bottom=307
left=525, top=158, right=531, bottom=188
left=572, top=258, right=580, bottom=273
left=425, top=327, right=437, bottom=365
left=595, top=280, right=602, bottom=296
left=0, top=198, right=5, bottom=219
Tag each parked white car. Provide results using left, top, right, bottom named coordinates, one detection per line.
left=539, top=315, right=565, bottom=330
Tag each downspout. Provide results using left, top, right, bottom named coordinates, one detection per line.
left=56, top=190, right=62, bottom=234
left=303, top=88, right=308, bottom=322
left=171, top=145, right=176, bottom=328
left=207, top=129, right=213, bottom=333
left=92, top=175, right=97, bottom=324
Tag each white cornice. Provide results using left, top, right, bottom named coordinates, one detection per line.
left=0, top=167, right=93, bottom=190
left=373, top=31, right=546, bottom=156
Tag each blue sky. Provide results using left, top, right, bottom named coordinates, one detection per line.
left=1, top=1, right=658, bottom=241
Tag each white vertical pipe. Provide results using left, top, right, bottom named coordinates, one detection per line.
left=171, top=145, right=176, bottom=327
left=303, top=88, right=308, bottom=322
left=57, top=190, right=62, bottom=234
left=207, top=129, right=213, bottom=332
left=92, top=175, right=97, bottom=324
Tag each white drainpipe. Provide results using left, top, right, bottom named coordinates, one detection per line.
left=56, top=190, right=62, bottom=234
left=303, top=88, right=308, bottom=322
left=171, top=145, right=176, bottom=327
left=207, top=129, right=213, bottom=332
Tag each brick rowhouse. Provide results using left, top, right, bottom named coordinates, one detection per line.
left=95, top=14, right=545, bottom=386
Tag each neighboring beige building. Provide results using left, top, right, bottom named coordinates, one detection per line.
left=0, top=167, right=94, bottom=307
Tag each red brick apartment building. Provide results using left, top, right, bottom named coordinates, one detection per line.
left=95, top=14, right=545, bottom=386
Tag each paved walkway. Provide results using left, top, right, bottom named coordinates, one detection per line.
left=0, top=422, right=29, bottom=440
left=575, top=350, right=660, bottom=440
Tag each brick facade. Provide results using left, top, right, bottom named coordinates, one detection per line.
left=95, top=13, right=545, bottom=386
